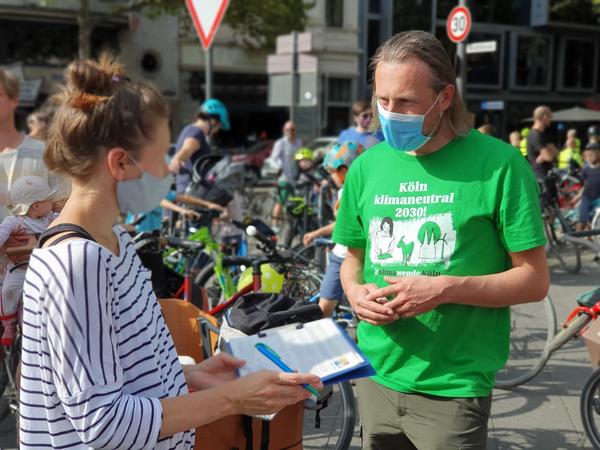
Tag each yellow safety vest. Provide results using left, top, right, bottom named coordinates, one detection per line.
left=558, top=147, right=583, bottom=169
left=519, top=138, right=528, bottom=157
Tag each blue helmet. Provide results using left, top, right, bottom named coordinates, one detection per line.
left=200, top=98, right=230, bottom=131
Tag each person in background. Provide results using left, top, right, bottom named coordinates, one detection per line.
left=509, top=130, right=521, bottom=150
left=302, top=141, right=364, bottom=317
left=519, top=127, right=530, bottom=157
left=588, top=125, right=599, bottom=146
left=558, top=128, right=583, bottom=171
left=478, top=124, right=496, bottom=136
left=169, top=99, right=230, bottom=193
left=268, top=121, right=303, bottom=229
left=573, top=143, right=600, bottom=232
left=0, top=176, right=56, bottom=345
left=526, top=106, right=558, bottom=180
left=338, top=100, right=380, bottom=149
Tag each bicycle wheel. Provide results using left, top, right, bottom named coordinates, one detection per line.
left=581, top=367, right=600, bottom=449
left=592, top=208, right=600, bottom=247
left=303, top=381, right=356, bottom=450
left=544, top=215, right=581, bottom=274
left=0, top=333, right=21, bottom=422
left=495, top=296, right=557, bottom=389
left=193, top=260, right=243, bottom=310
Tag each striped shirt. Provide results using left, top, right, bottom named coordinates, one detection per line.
left=20, top=227, right=194, bottom=449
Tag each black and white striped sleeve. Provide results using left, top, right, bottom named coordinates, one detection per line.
left=38, top=241, right=163, bottom=449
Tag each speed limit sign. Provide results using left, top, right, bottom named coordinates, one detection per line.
left=446, top=6, right=471, bottom=43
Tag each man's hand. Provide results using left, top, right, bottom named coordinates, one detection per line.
left=303, top=231, right=318, bottom=247
left=347, top=282, right=398, bottom=326
left=184, top=353, right=246, bottom=391
left=169, top=157, right=183, bottom=174
left=366, top=276, right=446, bottom=319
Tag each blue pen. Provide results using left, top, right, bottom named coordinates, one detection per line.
left=255, top=342, right=320, bottom=396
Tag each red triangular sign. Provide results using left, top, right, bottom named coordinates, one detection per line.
left=186, top=0, right=230, bottom=50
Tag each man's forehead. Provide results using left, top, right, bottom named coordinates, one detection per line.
left=374, top=59, right=435, bottom=96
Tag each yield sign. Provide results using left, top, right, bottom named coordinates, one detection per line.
left=186, top=0, right=230, bottom=50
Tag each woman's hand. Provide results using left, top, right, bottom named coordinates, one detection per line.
left=347, top=282, right=397, bottom=326
left=225, top=371, right=322, bottom=417
left=184, top=353, right=246, bottom=391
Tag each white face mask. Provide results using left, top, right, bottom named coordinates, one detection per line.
left=116, top=156, right=172, bottom=214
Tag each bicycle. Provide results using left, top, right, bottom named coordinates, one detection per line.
left=0, top=324, right=20, bottom=422
left=496, top=228, right=600, bottom=390
left=186, top=225, right=357, bottom=450
left=541, top=170, right=581, bottom=273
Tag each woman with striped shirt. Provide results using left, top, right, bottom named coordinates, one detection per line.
left=19, top=56, right=321, bottom=449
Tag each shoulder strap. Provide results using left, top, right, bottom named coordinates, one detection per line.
left=38, top=223, right=96, bottom=248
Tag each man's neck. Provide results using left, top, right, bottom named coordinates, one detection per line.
left=0, top=119, right=23, bottom=152
left=532, top=121, right=546, bottom=132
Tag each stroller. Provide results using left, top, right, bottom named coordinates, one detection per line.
left=186, top=154, right=247, bottom=207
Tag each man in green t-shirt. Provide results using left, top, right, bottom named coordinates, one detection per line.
left=333, top=31, right=549, bottom=450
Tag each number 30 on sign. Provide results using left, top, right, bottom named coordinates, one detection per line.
left=446, top=6, right=471, bottom=43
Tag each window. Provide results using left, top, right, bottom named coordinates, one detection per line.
left=466, top=33, right=503, bottom=88
left=0, top=20, right=78, bottom=66
left=393, top=0, right=432, bottom=33
left=437, top=0, right=531, bottom=25
left=328, top=78, right=352, bottom=103
left=558, top=38, right=597, bottom=91
left=511, top=33, right=553, bottom=89
left=550, top=0, right=600, bottom=25
left=326, top=0, right=344, bottom=28
left=369, top=0, right=381, bottom=14
left=0, top=20, right=120, bottom=67
left=327, top=106, right=350, bottom=135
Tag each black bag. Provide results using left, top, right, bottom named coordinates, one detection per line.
left=226, top=293, right=323, bottom=335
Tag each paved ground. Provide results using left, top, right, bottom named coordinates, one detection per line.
left=2, top=251, right=600, bottom=449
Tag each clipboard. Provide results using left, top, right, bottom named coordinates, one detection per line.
left=222, top=318, right=375, bottom=384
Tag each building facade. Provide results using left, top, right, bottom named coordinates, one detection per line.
left=361, top=0, right=600, bottom=141
left=0, top=0, right=178, bottom=131
left=178, top=0, right=362, bottom=144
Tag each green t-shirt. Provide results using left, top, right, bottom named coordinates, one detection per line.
left=332, top=130, right=546, bottom=397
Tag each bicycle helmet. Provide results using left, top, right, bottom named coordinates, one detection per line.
left=294, top=147, right=314, bottom=161
left=323, top=141, right=364, bottom=170
left=200, top=98, right=230, bottom=131
left=588, top=125, right=600, bottom=138
left=236, top=263, right=285, bottom=294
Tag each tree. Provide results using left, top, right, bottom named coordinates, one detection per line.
left=112, top=0, right=314, bottom=50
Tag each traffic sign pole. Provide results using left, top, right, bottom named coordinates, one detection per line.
left=205, top=46, right=213, bottom=100
left=446, top=2, right=471, bottom=100
left=457, top=0, right=467, bottom=99
left=185, top=0, right=229, bottom=101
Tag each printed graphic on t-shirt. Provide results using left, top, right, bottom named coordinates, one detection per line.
left=367, top=181, right=457, bottom=273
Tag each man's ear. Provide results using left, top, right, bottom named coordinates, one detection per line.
left=440, top=85, right=455, bottom=112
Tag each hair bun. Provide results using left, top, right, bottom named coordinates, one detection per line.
left=66, top=54, right=126, bottom=97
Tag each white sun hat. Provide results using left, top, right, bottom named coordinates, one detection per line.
left=8, top=176, right=56, bottom=216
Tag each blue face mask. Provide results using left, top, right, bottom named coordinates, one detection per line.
left=377, top=92, right=443, bottom=152
left=116, top=156, right=172, bottom=214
